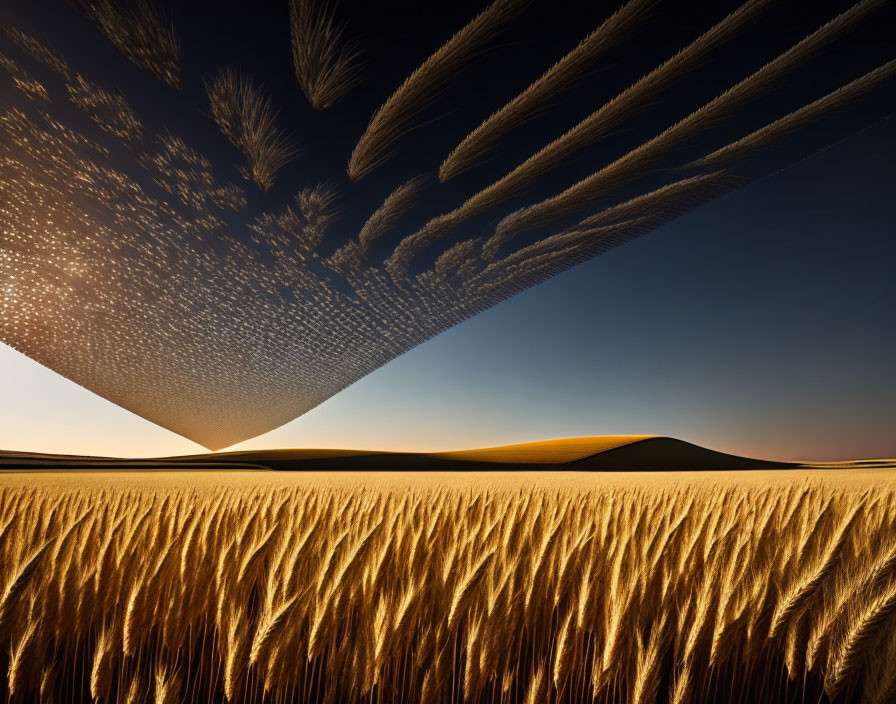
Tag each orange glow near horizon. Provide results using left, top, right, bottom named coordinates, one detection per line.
left=2, top=343, right=891, bottom=464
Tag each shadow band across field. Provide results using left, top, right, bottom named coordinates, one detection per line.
left=0, top=436, right=808, bottom=471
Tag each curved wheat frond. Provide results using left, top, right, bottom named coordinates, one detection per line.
left=90, top=624, right=117, bottom=701
left=7, top=618, right=37, bottom=698
left=524, top=662, right=546, bottom=704
left=359, top=177, right=427, bottom=253
left=347, top=0, right=528, bottom=180
left=689, top=59, right=896, bottom=168
left=153, top=664, right=180, bottom=704
left=632, top=617, right=668, bottom=704
left=447, top=548, right=495, bottom=631
left=438, top=0, right=654, bottom=181
left=551, top=609, right=575, bottom=691
left=768, top=506, right=860, bottom=638
left=826, top=581, right=896, bottom=698
left=289, top=0, right=361, bottom=109
left=250, top=594, right=300, bottom=665
left=0, top=541, right=50, bottom=636
left=489, top=0, right=889, bottom=251
left=387, top=0, right=776, bottom=271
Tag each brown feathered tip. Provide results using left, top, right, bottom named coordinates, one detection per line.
left=206, top=68, right=298, bottom=192
left=489, top=0, right=888, bottom=254
left=347, top=0, right=529, bottom=181
left=289, top=0, right=362, bottom=110
left=387, top=0, right=774, bottom=272
left=438, top=0, right=656, bottom=182
left=69, top=0, right=180, bottom=88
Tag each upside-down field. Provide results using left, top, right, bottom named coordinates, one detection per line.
left=1, top=470, right=895, bottom=703
left=2, top=0, right=894, bottom=449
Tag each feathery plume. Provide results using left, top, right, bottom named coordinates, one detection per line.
left=289, top=0, right=361, bottom=109
left=359, top=177, right=427, bottom=253
left=69, top=0, right=180, bottom=88
left=439, top=0, right=654, bottom=181
left=688, top=59, right=896, bottom=169
left=206, top=68, right=298, bottom=191
left=490, top=0, right=888, bottom=251
left=347, top=0, right=528, bottom=180
left=388, top=0, right=774, bottom=270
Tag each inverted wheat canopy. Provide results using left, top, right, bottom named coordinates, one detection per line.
left=0, top=0, right=893, bottom=449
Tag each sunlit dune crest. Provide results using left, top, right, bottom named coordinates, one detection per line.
left=431, top=435, right=653, bottom=463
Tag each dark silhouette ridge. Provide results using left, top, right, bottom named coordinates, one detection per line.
left=564, top=437, right=793, bottom=471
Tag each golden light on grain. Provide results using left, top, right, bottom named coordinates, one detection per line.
left=1, top=469, right=895, bottom=702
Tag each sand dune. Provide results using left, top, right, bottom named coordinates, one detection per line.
left=3, top=435, right=888, bottom=471
left=567, top=436, right=792, bottom=470
left=432, top=434, right=649, bottom=463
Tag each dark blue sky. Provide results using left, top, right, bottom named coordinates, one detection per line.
left=271, top=117, right=892, bottom=462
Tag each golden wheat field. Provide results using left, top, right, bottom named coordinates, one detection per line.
left=1, top=470, right=895, bottom=704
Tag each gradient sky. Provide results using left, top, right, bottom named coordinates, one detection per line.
left=2, top=0, right=895, bottom=461
left=2, top=117, right=893, bottom=462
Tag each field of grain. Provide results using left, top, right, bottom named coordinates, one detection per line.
left=1, top=470, right=895, bottom=703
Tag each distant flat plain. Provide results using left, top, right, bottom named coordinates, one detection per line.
left=3, top=435, right=893, bottom=472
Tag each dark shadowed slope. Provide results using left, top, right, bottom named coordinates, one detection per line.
left=566, top=437, right=792, bottom=471
left=4, top=435, right=890, bottom=471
